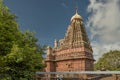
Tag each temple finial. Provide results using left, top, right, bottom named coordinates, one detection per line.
left=75, top=6, right=78, bottom=14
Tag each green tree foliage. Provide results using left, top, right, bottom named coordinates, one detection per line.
left=0, top=1, right=45, bottom=80
left=0, top=0, right=20, bottom=55
left=94, top=50, right=120, bottom=71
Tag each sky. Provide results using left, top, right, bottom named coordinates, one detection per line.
left=4, top=0, right=120, bottom=61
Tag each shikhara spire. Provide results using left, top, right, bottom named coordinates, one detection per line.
left=56, top=8, right=91, bottom=50
left=45, top=7, right=94, bottom=78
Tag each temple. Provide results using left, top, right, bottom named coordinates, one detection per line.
left=45, top=8, right=94, bottom=77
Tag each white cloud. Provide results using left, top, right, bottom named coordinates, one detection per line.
left=86, top=0, right=120, bottom=61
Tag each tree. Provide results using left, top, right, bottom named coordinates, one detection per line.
left=94, top=50, right=120, bottom=71
left=0, top=1, right=45, bottom=80
left=0, top=0, right=21, bottom=56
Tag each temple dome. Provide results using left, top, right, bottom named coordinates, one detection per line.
left=71, top=10, right=82, bottom=21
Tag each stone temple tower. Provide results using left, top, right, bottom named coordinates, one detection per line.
left=45, top=8, right=94, bottom=74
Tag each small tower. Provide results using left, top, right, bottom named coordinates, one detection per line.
left=45, top=46, right=55, bottom=73
left=54, top=39, right=58, bottom=49
left=47, top=46, right=52, bottom=56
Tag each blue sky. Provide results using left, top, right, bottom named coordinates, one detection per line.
left=4, top=0, right=90, bottom=47
left=4, top=0, right=120, bottom=61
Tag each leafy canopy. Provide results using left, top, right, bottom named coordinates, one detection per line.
left=94, top=50, right=120, bottom=71
left=0, top=1, right=45, bottom=80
